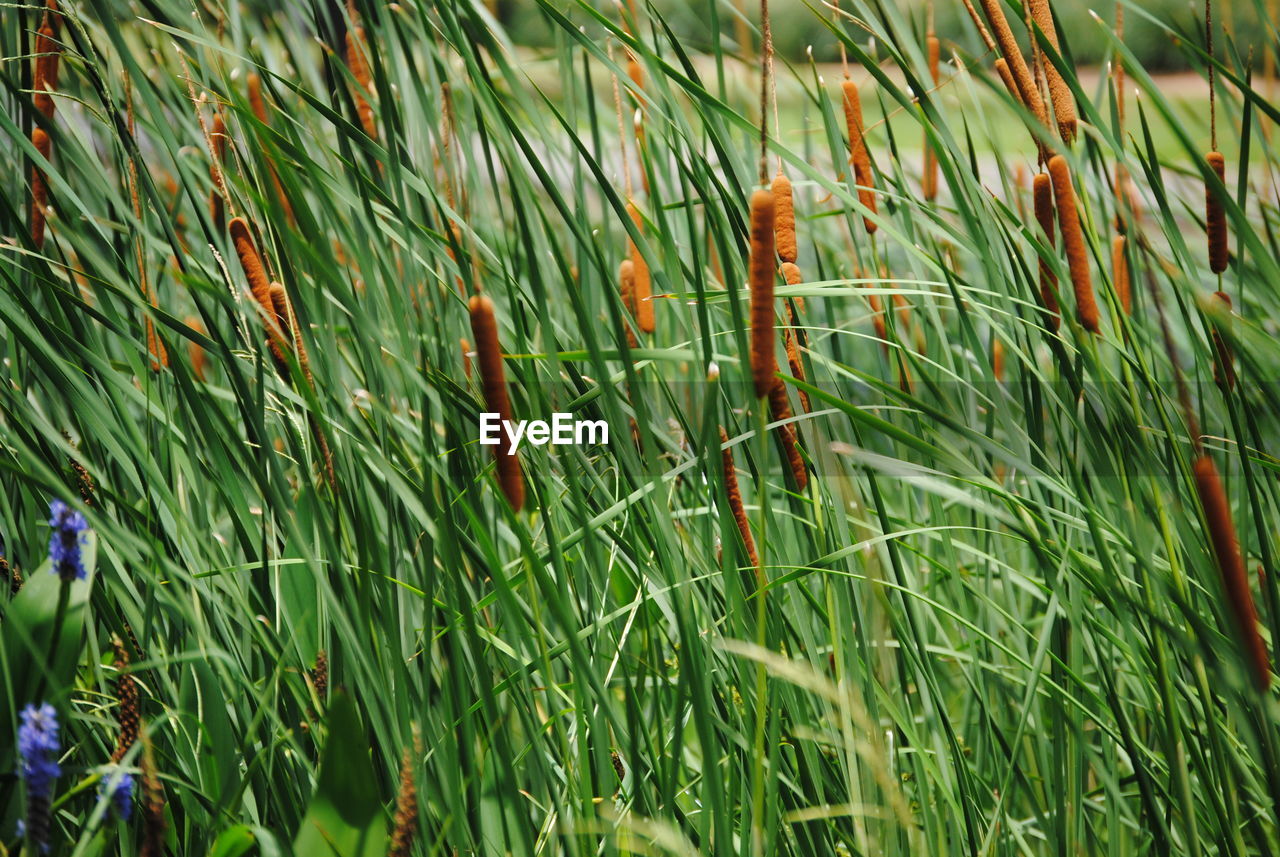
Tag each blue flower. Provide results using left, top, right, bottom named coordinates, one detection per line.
left=100, top=770, right=135, bottom=821
left=48, top=499, right=89, bottom=582
left=18, top=702, right=61, bottom=853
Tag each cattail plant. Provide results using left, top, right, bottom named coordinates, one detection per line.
left=209, top=112, right=228, bottom=231
left=748, top=187, right=777, bottom=398
left=345, top=1, right=377, bottom=139
left=922, top=30, right=941, bottom=200
left=185, top=316, right=207, bottom=381
left=992, top=338, right=1005, bottom=381
left=32, top=7, right=61, bottom=120
left=1047, top=156, right=1098, bottom=333
left=1111, top=235, right=1131, bottom=315
left=626, top=203, right=655, bottom=333
left=1027, top=0, right=1076, bottom=143
left=111, top=636, right=140, bottom=762
left=977, top=0, right=1049, bottom=134
left=718, top=427, right=759, bottom=569
left=840, top=80, right=878, bottom=232
left=229, top=218, right=290, bottom=369
left=460, top=338, right=472, bottom=379
left=618, top=258, right=639, bottom=347
left=1032, top=172, right=1061, bottom=331
left=779, top=263, right=809, bottom=412
left=469, top=295, right=525, bottom=510
left=30, top=128, right=52, bottom=248
left=772, top=170, right=797, bottom=263
left=1205, top=151, right=1229, bottom=273
left=311, top=650, right=329, bottom=705
left=1193, top=454, right=1269, bottom=688
left=1204, top=0, right=1229, bottom=274
left=779, top=261, right=805, bottom=313
left=1209, top=290, right=1235, bottom=389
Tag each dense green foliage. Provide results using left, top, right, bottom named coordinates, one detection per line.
left=2, top=0, right=1280, bottom=855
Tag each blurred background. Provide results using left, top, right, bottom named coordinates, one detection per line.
left=482, top=0, right=1275, bottom=71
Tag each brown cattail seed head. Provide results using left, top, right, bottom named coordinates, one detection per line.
left=772, top=171, right=798, bottom=263
left=841, top=80, right=878, bottom=233
left=1111, top=235, right=1131, bottom=315
left=780, top=261, right=805, bottom=312
left=185, top=316, right=207, bottom=381
left=346, top=18, right=377, bottom=139
left=469, top=296, right=525, bottom=511
left=1033, top=172, right=1061, bottom=331
left=229, top=218, right=273, bottom=310
left=247, top=72, right=268, bottom=123
left=619, top=259, right=639, bottom=348
left=1206, top=151, right=1229, bottom=274
left=992, top=338, right=1005, bottom=381
left=209, top=113, right=227, bottom=232
left=1047, top=156, right=1098, bottom=333
left=923, top=35, right=941, bottom=201
left=1028, top=0, right=1077, bottom=143
left=979, top=0, right=1048, bottom=132
left=626, top=202, right=654, bottom=333
left=748, top=188, right=777, bottom=399
left=719, top=427, right=759, bottom=570
left=33, top=24, right=60, bottom=119
left=460, top=338, right=472, bottom=379
left=1193, top=455, right=1270, bottom=689
left=30, top=127, right=52, bottom=248
left=1210, top=290, right=1236, bottom=390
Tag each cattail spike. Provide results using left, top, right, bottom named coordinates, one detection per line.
left=33, top=23, right=60, bottom=119
left=30, top=128, right=52, bottom=248
left=1206, top=151, right=1229, bottom=273
left=626, top=202, right=655, bottom=333
left=1112, top=235, right=1131, bottom=315
left=186, top=316, right=208, bottom=381
left=992, top=338, right=1005, bottom=381
left=719, top=428, right=759, bottom=570
left=923, top=35, right=941, bottom=200
left=387, top=744, right=420, bottom=857
left=1193, top=455, right=1270, bottom=689
left=748, top=188, right=777, bottom=398
left=772, top=171, right=798, bottom=263
left=841, top=80, right=878, bottom=232
left=111, top=636, right=140, bottom=762
left=229, top=218, right=273, bottom=310
left=209, top=112, right=227, bottom=232
left=345, top=6, right=377, bottom=139
left=979, top=0, right=1049, bottom=138
left=469, top=296, right=525, bottom=510
left=1028, top=0, right=1077, bottom=143
left=1033, top=172, right=1061, bottom=331
left=619, top=259, right=639, bottom=348
left=1047, top=156, right=1098, bottom=333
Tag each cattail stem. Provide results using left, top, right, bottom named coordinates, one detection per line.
left=841, top=80, right=878, bottom=232
left=1193, top=454, right=1270, bottom=689
left=748, top=188, right=777, bottom=399
left=1206, top=151, right=1229, bottom=273
left=772, top=171, right=797, bottom=263
left=469, top=296, right=525, bottom=511
left=1047, top=156, right=1098, bottom=333
left=719, top=427, right=759, bottom=569
left=1032, top=172, right=1062, bottom=331
left=1028, top=0, right=1076, bottom=143
left=1210, top=290, right=1236, bottom=389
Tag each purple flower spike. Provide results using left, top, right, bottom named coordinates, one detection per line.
left=48, top=499, right=89, bottom=582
